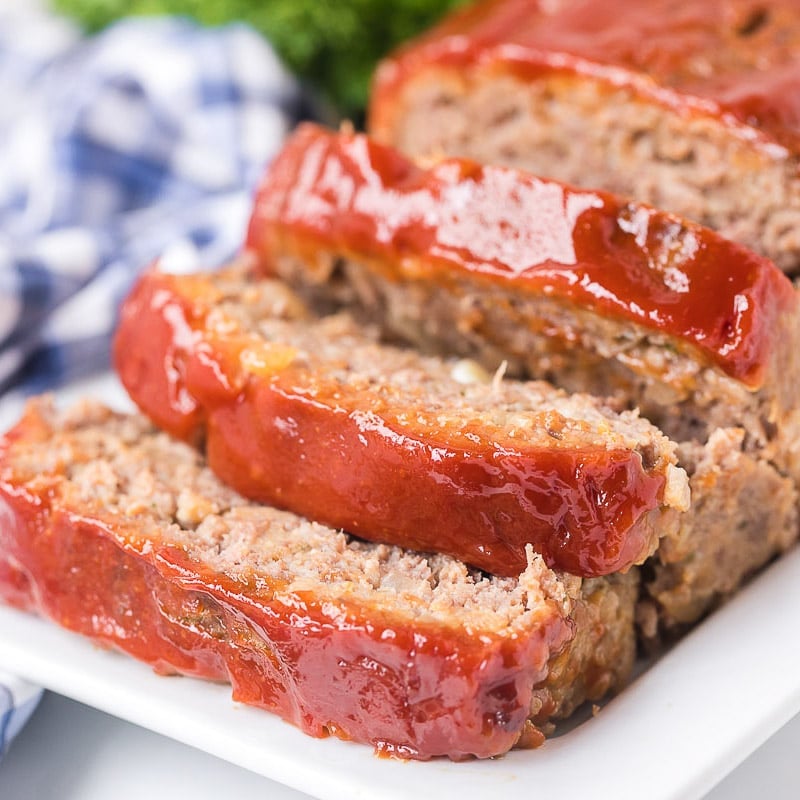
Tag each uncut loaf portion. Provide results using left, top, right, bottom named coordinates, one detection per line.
left=114, top=265, right=688, bottom=580
left=244, top=124, right=800, bottom=636
left=369, top=0, right=800, bottom=274
left=0, top=399, right=638, bottom=760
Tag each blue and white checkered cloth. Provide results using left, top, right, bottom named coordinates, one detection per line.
left=0, top=4, right=307, bottom=756
left=0, top=6, right=306, bottom=401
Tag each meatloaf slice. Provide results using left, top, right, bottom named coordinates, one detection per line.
left=244, top=124, right=800, bottom=635
left=0, top=399, right=638, bottom=759
left=245, top=124, right=800, bottom=488
left=113, top=266, right=687, bottom=579
left=368, top=0, right=800, bottom=273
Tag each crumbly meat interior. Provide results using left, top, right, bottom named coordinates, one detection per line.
left=639, top=430, right=799, bottom=635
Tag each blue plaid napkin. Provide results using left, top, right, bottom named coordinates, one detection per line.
left=0, top=6, right=306, bottom=402
left=0, top=4, right=307, bottom=756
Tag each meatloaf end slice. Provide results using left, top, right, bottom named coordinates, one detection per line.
left=369, top=0, right=800, bottom=273
left=114, top=266, right=688, bottom=579
left=0, top=399, right=638, bottom=759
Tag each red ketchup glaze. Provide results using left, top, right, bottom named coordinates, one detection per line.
left=114, top=269, right=669, bottom=578
left=246, top=124, right=797, bottom=389
left=0, top=441, right=570, bottom=760
left=370, top=0, right=800, bottom=153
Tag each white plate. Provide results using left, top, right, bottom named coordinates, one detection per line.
left=1, top=374, right=800, bottom=800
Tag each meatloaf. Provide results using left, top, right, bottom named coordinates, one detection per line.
left=369, top=0, right=800, bottom=273
left=113, top=265, right=688, bottom=579
left=244, top=124, right=800, bottom=633
left=0, top=399, right=638, bottom=759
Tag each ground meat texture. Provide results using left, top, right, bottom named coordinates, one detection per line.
left=369, top=0, right=800, bottom=274
left=0, top=399, right=639, bottom=759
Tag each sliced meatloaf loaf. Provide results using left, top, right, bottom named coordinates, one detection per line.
left=0, top=399, right=638, bottom=759
left=113, top=266, right=688, bottom=579
left=369, top=0, right=800, bottom=273
left=244, top=124, right=800, bottom=634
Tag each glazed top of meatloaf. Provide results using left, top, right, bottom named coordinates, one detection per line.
left=370, top=0, right=800, bottom=153
left=247, top=123, right=798, bottom=391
